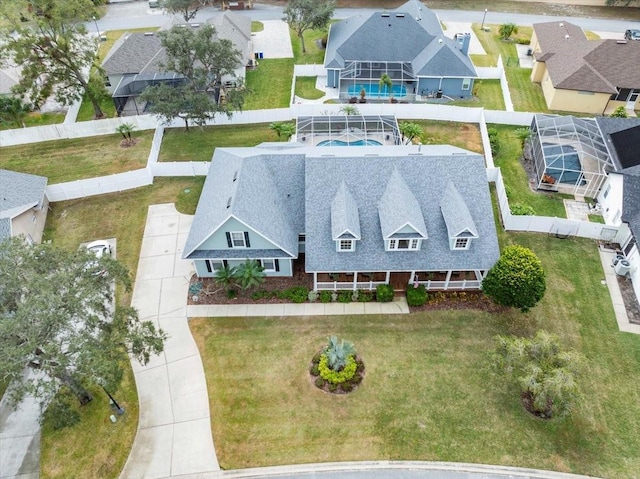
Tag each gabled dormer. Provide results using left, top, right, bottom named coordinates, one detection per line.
left=440, top=181, right=478, bottom=250
left=378, top=169, right=427, bottom=251
left=331, top=181, right=361, bottom=252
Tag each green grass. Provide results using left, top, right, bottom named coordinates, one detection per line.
left=251, top=21, right=264, bottom=33
left=39, top=177, right=204, bottom=479
left=588, top=214, right=605, bottom=224
left=192, top=230, right=640, bottom=477
left=290, top=26, right=329, bottom=64
left=159, top=123, right=282, bottom=162
left=0, top=132, right=154, bottom=184
left=490, top=124, right=567, bottom=218
left=0, top=112, right=66, bottom=131
left=408, top=119, right=483, bottom=154
left=294, top=76, right=324, bottom=100
left=473, top=25, right=549, bottom=112
left=449, top=79, right=505, bottom=110
left=470, top=54, right=495, bottom=67
left=245, top=59, right=294, bottom=110
left=76, top=95, right=117, bottom=122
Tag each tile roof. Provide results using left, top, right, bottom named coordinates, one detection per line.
left=183, top=144, right=500, bottom=274
left=533, top=20, right=640, bottom=93
left=324, top=0, right=476, bottom=78
left=440, top=181, right=478, bottom=238
left=331, top=181, right=361, bottom=240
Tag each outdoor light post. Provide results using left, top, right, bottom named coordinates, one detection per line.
left=92, top=15, right=100, bottom=38
left=481, top=9, right=488, bottom=31
left=102, top=386, right=125, bottom=415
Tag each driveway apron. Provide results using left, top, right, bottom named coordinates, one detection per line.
left=120, top=204, right=219, bottom=479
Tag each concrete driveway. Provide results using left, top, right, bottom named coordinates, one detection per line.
left=120, top=204, right=218, bottom=479
left=442, top=22, right=486, bottom=55
left=251, top=20, right=294, bottom=59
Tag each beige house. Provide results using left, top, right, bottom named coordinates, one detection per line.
left=0, top=169, right=49, bottom=244
left=530, top=21, right=640, bottom=115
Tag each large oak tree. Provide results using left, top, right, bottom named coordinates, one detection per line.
left=0, top=0, right=108, bottom=118
left=0, top=238, right=166, bottom=409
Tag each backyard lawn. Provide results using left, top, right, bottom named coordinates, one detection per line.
left=295, top=76, right=324, bottom=100
left=491, top=124, right=567, bottom=218
left=0, top=112, right=66, bottom=130
left=244, top=59, right=294, bottom=110
left=0, top=132, right=154, bottom=184
left=290, top=26, right=330, bottom=65
left=449, top=79, right=505, bottom=111
left=406, top=119, right=483, bottom=154
left=159, top=123, right=284, bottom=162
left=191, top=229, right=640, bottom=478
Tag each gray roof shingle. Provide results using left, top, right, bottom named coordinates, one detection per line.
left=324, top=0, right=476, bottom=78
left=622, top=165, right=640, bottom=240
left=595, top=117, right=640, bottom=171
left=331, top=181, right=361, bottom=240
left=378, top=168, right=428, bottom=239
left=0, top=169, right=47, bottom=241
left=440, top=181, right=478, bottom=238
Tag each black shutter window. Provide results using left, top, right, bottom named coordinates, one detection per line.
left=226, top=232, right=232, bottom=248
left=275, top=259, right=280, bottom=272
left=205, top=260, right=212, bottom=273
left=244, top=232, right=251, bottom=247
left=223, top=260, right=228, bottom=268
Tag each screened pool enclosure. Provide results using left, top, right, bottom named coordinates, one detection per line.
left=295, top=115, right=400, bottom=146
left=530, top=114, right=612, bottom=198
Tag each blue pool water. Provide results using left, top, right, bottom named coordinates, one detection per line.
left=347, top=84, right=407, bottom=98
left=318, top=139, right=382, bottom=147
left=542, top=143, right=585, bottom=185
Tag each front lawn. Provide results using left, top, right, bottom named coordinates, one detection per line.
left=0, top=112, right=66, bottom=131
left=244, top=59, right=294, bottom=110
left=191, top=230, right=640, bottom=478
left=39, top=177, right=204, bottom=479
left=294, top=76, right=324, bottom=100
left=407, top=119, right=483, bottom=154
left=159, top=123, right=282, bottom=162
left=490, top=124, right=567, bottom=218
left=0, top=132, right=154, bottom=183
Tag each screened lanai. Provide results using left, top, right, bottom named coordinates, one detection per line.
left=339, top=61, right=417, bottom=101
left=296, top=115, right=400, bottom=146
left=530, top=114, right=612, bottom=198
left=112, top=72, right=185, bottom=116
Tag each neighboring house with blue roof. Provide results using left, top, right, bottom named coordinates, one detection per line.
left=0, top=169, right=49, bottom=244
left=323, top=0, right=477, bottom=101
left=183, top=143, right=499, bottom=291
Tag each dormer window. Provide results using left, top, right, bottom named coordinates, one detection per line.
left=387, top=238, right=421, bottom=250
left=338, top=239, right=355, bottom=251
left=454, top=237, right=470, bottom=250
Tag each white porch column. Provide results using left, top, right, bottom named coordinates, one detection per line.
left=385, top=271, right=390, bottom=284
left=353, top=271, right=358, bottom=291
left=409, top=270, right=416, bottom=283
left=444, top=270, right=452, bottom=290
left=313, top=272, right=317, bottom=290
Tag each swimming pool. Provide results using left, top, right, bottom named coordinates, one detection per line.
left=318, top=139, right=382, bottom=147
left=542, top=143, right=585, bottom=185
left=347, top=84, right=407, bottom=98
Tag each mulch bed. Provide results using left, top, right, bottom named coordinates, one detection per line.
left=616, top=275, right=640, bottom=325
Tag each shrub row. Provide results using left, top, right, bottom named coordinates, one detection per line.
left=250, top=287, right=394, bottom=303
left=251, top=286, right=308, bottom=303
left=406, top=284, right=427, bottom=307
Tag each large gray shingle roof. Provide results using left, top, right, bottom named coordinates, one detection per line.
left=595, top=117, right=640, bottom=171
left=331, top=181, right=361, bottom=240
left=324, top=0, right=476, bottom=78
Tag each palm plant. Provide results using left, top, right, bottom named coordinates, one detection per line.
left=339, top=105, right=359, bottom=116
left=234, top=259, right=266, bottom=291
left=115, top=122, right=136, bottom=145
left=379, top=73, right=393, bottom=99
left=325, top=336, right=356, bottom=371
left=214, top=264, right=237, bottom=291
left=399, top=121, right=424, bottom=144
left=269, top=121, right=285, bottom=138
left=498, top=23, right=518, bottom=41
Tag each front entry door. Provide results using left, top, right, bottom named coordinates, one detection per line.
left=626, top=91, right=639, bottom=110
left=389, top=272, right=412, bottom=291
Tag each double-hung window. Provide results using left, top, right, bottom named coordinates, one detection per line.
left=230, top=231, right=246, bottom=248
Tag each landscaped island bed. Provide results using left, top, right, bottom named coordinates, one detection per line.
left=191, top=232, right=640, bottom=477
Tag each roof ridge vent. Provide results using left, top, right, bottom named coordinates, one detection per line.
left=617, top=40, right=628, bottom=44
left=396, top=13, right=405, bottom=17
left=381, top=13, right=390, bottom=17
left=191, top=23, right=200, bottom=27
left=144, top=32, right=154, bottom=36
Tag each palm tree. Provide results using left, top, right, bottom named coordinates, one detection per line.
left=280, top=122, right=296, bottom=140
left=269, top=121, right=285, bottom=138
left=234, top=259, right=266, bottom=290
left=399, top=121, right=424, bottom=144
left=339, top=105, right=359, bottom=116
left=214, top=264, right=237, bottom=292
left=325, top=336, right=356, bottom=371
left=498, top=23, right=518, bottom=41
left=379, top=73, right=393, bottom=99
left=115, top=122, right=136, bottom=145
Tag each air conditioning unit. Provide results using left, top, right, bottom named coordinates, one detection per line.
left=614, top=259, right=631, bottom=276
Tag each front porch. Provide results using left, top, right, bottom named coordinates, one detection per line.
left=313, top=270, right=486, bottom=292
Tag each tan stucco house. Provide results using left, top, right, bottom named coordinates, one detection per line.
left=530, top=21, right=640, bottom=115
left=0, top=169, right=49, bottom=244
